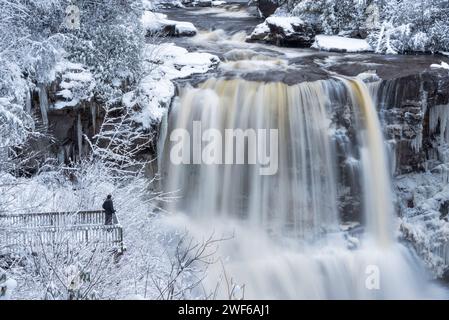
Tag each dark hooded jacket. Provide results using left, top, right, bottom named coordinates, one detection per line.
left=102, top=199, right=115, bottom=215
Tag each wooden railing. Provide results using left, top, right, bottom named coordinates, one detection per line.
left=0, top=210, right=107, bottom=228
left=0, top=210, right=123, bottom=252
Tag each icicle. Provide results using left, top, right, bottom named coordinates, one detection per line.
left=91, top=104, right=96, bottom=134
left=38, top=84, right=49, bottom=129
left=429, top=104, right=449, bottom=143
left=25, top=89, right=32, bottom=114
left=57, top=147, right=65, bottom=164
left=77, top=113, right=83, bottom=161
left=410, top=83, right=427, bottom=152
left=386, top=139, right=397, bottom=175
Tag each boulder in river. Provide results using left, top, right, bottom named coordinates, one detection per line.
left=247, top=16, right=316, bottom=47
left=141, top=11, right=197, bottom=37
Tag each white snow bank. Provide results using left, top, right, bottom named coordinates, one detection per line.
left=312, top=35, right=373, bottom=53
left=123, top=43, right=219, bottom=127
left=430, top=61, right=449, bottom=70
left=141, top=11, right=197, bottom=36
left=212, top=0, right=226, bottom=6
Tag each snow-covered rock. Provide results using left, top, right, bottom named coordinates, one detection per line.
left=141, top=11, right=197, bottom=37
left=123, top=43, right=219, bottom=127
left=312, top=35, right=373, bottom=53
left=430, top=61, right=449, bottom=70
left=248, top=16, right=316, bottom=47
left=211, top=0, right=226, bottom=6
left=52, top=61, right=95, bottom=110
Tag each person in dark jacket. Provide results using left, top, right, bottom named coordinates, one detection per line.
left=102, top=194, right=116, bottom=225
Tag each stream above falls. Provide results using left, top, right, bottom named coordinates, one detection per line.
left=159, top=3, right=449, bottom=84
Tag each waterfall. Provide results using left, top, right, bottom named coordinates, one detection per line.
left=159, top=77, right=444, bottom=299
left=161, top=78, right=339, bottom=239
left=341, top=78, right=394, bottom=246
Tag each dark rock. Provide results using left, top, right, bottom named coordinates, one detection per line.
left=441, top=268, right=449, bottom=283
left=257, top=0, right=279, bottom=18
left=440, top=200, right=449, bottom=220
left=195, top=0, right=212, bottom=7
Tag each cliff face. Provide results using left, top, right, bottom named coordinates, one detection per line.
left=381, top=71, right=449, bottom=279
left=377, top=70, right=449, bottom=174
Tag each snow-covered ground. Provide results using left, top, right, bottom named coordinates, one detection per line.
left=312, top=35, right=373, bottom=53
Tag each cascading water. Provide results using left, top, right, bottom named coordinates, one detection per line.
left=342, top=79, right=394, bottom=246
left=162, top=79, right=339, bottom=239
left=159, top=76, right=445, bottom=299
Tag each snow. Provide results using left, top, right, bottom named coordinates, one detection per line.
left=0, top=279, right=17, bottom=300
left=312, top=35, right=373, bottom=53
left=248, top=21, right=270, bottom=40
left=265, top=17, right=304, bottom=36
left=0, top=165, right=188, bottom=300
left=211, top=0, right=226, bottom=5
left=395, top=129, right=449, bottom=278
left=52, top=59, right=95, bottom=110
left=431, top=61, right=449, bottom=70
left=0, top=97, right=33, bottom=147
left=249, top=16, right=307, bottom=41
left=122, top=43, right=219, bottom=127
left=147, top=43, right=219, bottom=80
left=141, top=11, right=197, bottom=36
left=174, top=21, right=197, bottom=35
left=142, top=0, right=156, bottom=10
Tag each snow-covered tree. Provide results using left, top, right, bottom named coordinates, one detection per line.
left=65, top=0, right=144, bottom=103
left=289, top=0, right=449, bottom=53
left=0, top=1, right=69, bottom=147
left=291, top=0, right=368, bottom=36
